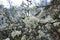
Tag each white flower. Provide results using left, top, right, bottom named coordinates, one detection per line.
left=45, top=23, right=51, bottom=30
left=0, top=15, right=4, bottom=18
left=53, top=22, right=60, bottom=26
left=11, top=30, right=21, bottom=38
left=21, top=35, right=26, bottom=40
left=58, top=29, right=60, bottom=33
left=59, top=15, right=60, bottom=18
left=44, top=15, right=53, bottom=22
left=38, top=30, right=45, bottom=38
left=5, top=38, right=10, bottom=40
left=40, top=15, right=54, bottom=23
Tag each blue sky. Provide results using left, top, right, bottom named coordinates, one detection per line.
left=0, top=0, right=51, bottom=8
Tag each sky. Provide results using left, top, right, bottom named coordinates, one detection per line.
left=0, top=0, right=23, bottom=8
left=0, top=0, right=51, bottom=8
